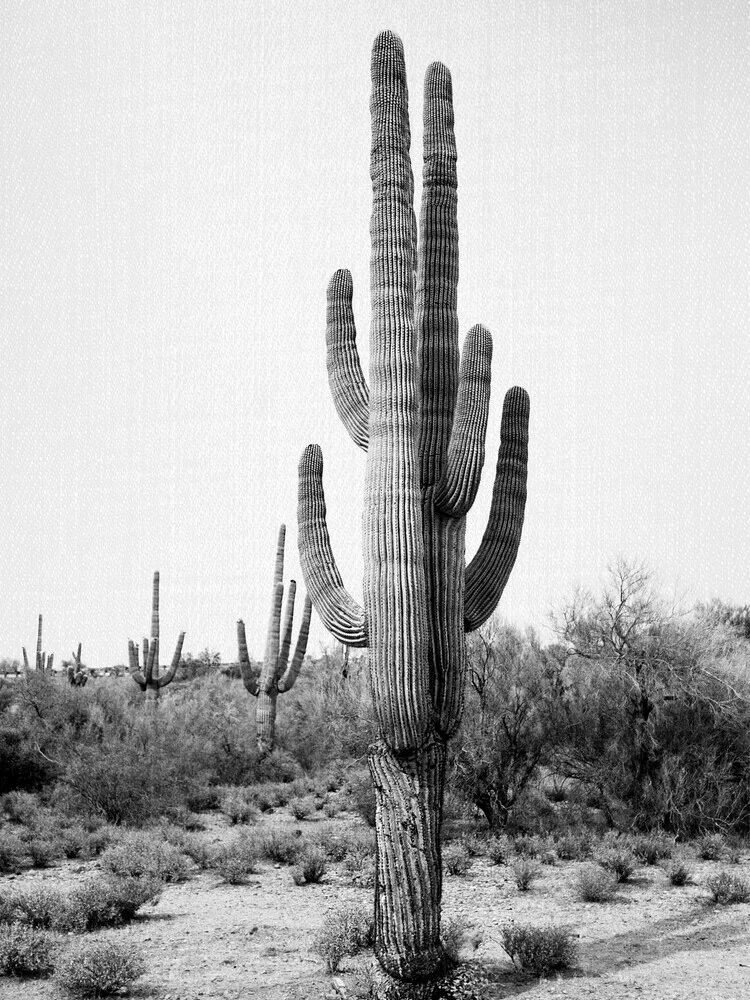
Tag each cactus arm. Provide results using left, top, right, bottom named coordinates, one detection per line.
left=277, top=595, right=313, bottom=692
left=22, top=648, right=29, bottom=670
left=237, top=620, right=260, bottom=695
left=298, top=444, right=368, bottom=646
left=434, top=324, right=493, bottom=518
left=416, top=60, right=459, bottom=488
left=36, top=615, right=43, bottom=671
left=157, top=631, right=185, bottom=687
left=145, top=636, right=158, bottom=685
left=272, top=524, right=286, bottom=587
left=365, top=32, right=431, bottom=750
left=276, top=579, right=296, bottom=677
left=464, top=385, right=530, bottom=631
left=326, top=269, right=370, bottom=452
left=128, top=640, right=147, bottom=691
left=47, top=654, right=53, bottom=672
left=259, top=582, right=284, bottom=695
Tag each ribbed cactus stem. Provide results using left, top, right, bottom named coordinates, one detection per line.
left=239, top=525, right=313, bottom=753
left=297, top=31, right=530, bottom=985
left=36, top=615, right=43, bottom=670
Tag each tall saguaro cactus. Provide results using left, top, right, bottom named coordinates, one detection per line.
left=237, top=524, right=312, bottom=754
left=298, top=32, right=529, bottom=987
left=128, top=572, right=185, bottom=701
left=23, top=615, right=53, bottom=673
left=67, top=644, right=88, bottom=687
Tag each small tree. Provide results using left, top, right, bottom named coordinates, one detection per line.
left=452, top=620, right=556, bottom=829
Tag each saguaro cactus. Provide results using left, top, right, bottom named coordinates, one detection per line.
left=23, top=615, right=54, bottom=672
left=67, top=644, right=88, bottom=687
left=237, top=524, right=312, bottom=754
left=298, top=32, right=529, bottom=986
left=128, top=571, right=185, bottom=701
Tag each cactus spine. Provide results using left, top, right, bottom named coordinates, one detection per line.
left=22, top=615, right=53, bottom=672
left=128, top=572, right=185, bottom=701
left=237, top=524, right=312, bottom=754
left=298, top=32, right=529, bottom=984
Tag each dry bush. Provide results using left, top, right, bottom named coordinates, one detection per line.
left=53, top=939, right=145, bottom=997
left=100, top=830, right=191, bottom=883
left=443, top=842, right=472, bottom=877
left=0, top=923, right=59, bottom=977
left=500, top=923, right=577, bottom=977
left=312, top=904, right=373, bottom=973
left=576, top=864, right=618, bottom=902
left=705, top=871, right=750, bottom=904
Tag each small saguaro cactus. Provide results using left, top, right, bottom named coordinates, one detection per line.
left=237, top=524, right=313, bottom=754
left=66, top=644, right=88, bottom=687
left=128, top=571, right=185, bottom=701
left=23, top=615, right=54, bottom=672
left=297, top=32, right=529, bottom=986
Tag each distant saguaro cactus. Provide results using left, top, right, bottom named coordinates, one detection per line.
left=298, top=32, right=529, bottom=985
left=128, top=572, right=185, bottom=701
left=237, top=524, right=312, bottom=754
left=23, top=615, right=54, bottom=673
left=67, top=643, right=88, bottom=687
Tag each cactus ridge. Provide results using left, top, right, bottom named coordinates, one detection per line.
left=128, top=571, right=185, bottom=699
left=238, top=524, right=313, bottom=752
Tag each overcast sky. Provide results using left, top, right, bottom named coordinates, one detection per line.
left=1, top=0, right=747, bottom=668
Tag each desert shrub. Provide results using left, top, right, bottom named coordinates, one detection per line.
left=211, top=838, right=261, bottom=884
left=165, top=805, right=205, bottom=831
left=186, top=786, right=220, bottom=811
left=664, top=859, right=692, bottom=886
left=347, top=771, right=376, bottom=828
left=0, top=885, right=65, bottom=929
left=500, top=923, right=577, bottom=977
left=84, top=825, right=115, bottom=857
left=219, top=788, right=258, bottom=825
left=696, top=833, right=726, bottom=861
left=178, top=832, right=214, bottom=870
left=0, top=923, right=59, bottom=977
left=487, top=835, right=513, bottom=866
left=249, top=781, right=293, bottom=812
left=0, top=829, right=26, bottom=873
left=1, top=791, right=42, bottom=825
left=441, top=916, right=471, bottom=964
left=460, top=834, right=486, bottom=858
left=26, top=835, right=63, bottom=869
left=59, top=825, right=91, bottom=859
left=554, top=830, right=593, bottom=861
left=311, top=826, right=349, bottom=863
left=292, top=844, right=327, bottom=885
left=312, top=904, right=373, bottom=973
left=630, top=832, right=674, bottom=865
left=443, top=842, right=472, bottom=877
left=100, top=831, right=191, bottom=883
left=323, top=801, right=338, bottom=819
left=512, top=858, right=541, bottom=891
left=260, top=829, right=305, bottom=865
left=0, top=723, right=56, bottom=795
left=253, top=748, right=303, bottom=784
left=705, top=871, right=750, bottom=905
left=576, top=864, right=618, bottom=902
left=596, top=847, right=637, bottom=883
left=513, top=834, right=546, bottom=858
left=289, top=796, right=315, bottom=821
left=53, top=938, right=145, bottom=997
left=61, top=876, right=162, bottom=932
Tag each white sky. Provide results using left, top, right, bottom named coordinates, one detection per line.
left=1, top=1, right=748, bottom=667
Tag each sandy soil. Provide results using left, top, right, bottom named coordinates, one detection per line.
left=2, top=808, right=749, bottom=1000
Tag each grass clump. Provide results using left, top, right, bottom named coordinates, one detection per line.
left=53, top=939, right=145, bottom=997
left=696, top=833, right=726, bottom=861
left=312, top=904, right=373, bottom=973
left=664, top=859, right=692, bottom=886
left=443, top=842, right=472, bottom=877
left=576, top=863, right=618, bottom=902
left=292, top=844, right=327, bottom=885
left=0, top=923, right=59, bottom=977
left=500, top=923, right=577, bottom=977
left=211, top=837, right=261, bottom=884
left=705, top=870, right=750, bottom=905
left=512, top=858, right=541, bottom=891
left=486, top=835, right=513, bottom=866
left=631, top=832, right=673, bottom=865
left=554, top=830, right=593, bottom=861
left=260, top=829, right=304, bottom=865
left=100, top=831, right=191, bottom=883
left=289, top=796, right=316, bottom=821
left=596, top=847, right=637, bottom=883
left=219, top=788, right=258, bottom=826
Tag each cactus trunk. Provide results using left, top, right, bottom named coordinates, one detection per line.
left=298, top=31, right=529, bottom=989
